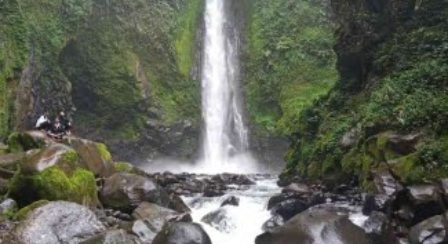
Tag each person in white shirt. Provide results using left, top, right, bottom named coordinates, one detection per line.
left=35, top=111, right=51, bottom=131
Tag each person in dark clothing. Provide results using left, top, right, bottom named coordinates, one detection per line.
left=47, top=118, right=65, bottom=140
left=58, top=111, right=72, bottom=135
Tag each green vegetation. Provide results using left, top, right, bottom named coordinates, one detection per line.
left=243, top=0, right=336, bottom=135
left=0, top=0, right=204, bottom=142
left=14, top=200, right=49, bottom=220
left=0, top=0, right=28, bottom=139
left=7, top=132, right=44, bottom=153
left=285, top=1, right=448, bottom=186
left=114, top=162, right=133, bottom=173
left=9, top=166, right=99, bottom=207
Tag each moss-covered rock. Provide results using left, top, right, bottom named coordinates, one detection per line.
left=9, top=166, right=100, bottom=207
left=64, top=137, right=115, bottom=177
left=284, top=0, right=448, bottom=187
left=14, top=200, right=49, bottom=221
left=7, top=132, right=45, bottom=153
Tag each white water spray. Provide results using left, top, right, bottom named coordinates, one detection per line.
left=201, top=0, right=250, bottom=171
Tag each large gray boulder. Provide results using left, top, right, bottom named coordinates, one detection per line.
left=17, top=201, right=105, bottom=244
left=131, top=202, right=192, bottom=243
left=255, top=208, right=373, bottom=244
left=152, top=222, right=212, bottom=244
left=80, top=230, right=141, bottom=244
left=100, top=173, right=189, bottom=213
left=409, top=213, right=446, bottom=244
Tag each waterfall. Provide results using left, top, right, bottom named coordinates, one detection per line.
left=201, top=0, right=249, bottom=169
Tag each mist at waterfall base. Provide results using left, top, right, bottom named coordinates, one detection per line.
left=139, top=0, right=369, bottom=243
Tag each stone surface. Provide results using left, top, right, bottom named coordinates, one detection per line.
left=100, top=173, right=175, bottom=212
left=80, top=229, right=141, bottom=244
left=256, top=208, right=373, bottom=244
left=152, top=222, right=212, bottom=244
left=17, top=201, right=105, bottom=244
left=220, top=196, right=240, bottom=207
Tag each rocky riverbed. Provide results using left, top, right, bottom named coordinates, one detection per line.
left=0, top=132, right=447, bottom=244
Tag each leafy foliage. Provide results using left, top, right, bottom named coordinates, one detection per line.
left=243, top=0, right=336, bottom=135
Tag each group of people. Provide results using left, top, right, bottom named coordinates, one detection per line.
left=35, top=111, right=72, bottom=140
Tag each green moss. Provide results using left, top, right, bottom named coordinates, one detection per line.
left=114, top=162, right=133, bottom=173
left=243, top=0, right=336, bottom=135
left=96, top=143, right=111, bottom=162
left=285, top=1, right=448, bottom=184
left=175, top=0, right=204, bottom=77
left=14, top=200, right=49, bottom=221
left=7, top=132, right=44, bottom=153
left=9, top=167, right=99, bottom=207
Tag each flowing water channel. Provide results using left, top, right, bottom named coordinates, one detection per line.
left=150, top=0, right=368, bottom=243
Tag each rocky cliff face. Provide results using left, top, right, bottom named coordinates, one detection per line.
left=1, top=0, right=204, bottom=162
left=285, top=0, right=448, bottom=186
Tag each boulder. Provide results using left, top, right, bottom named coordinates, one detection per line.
left=281, top=183, right=311, bottom=195
left=7, top=131, right=47, bottom=153
left=256, top=208, right=373, bottom=244
left=363, top=212, right=399, bottom=244
left=9, top=165, right=100, bottom=207
left=409, top=213, right=446, bottom=244
left=211, top=173, right=255, bottom=185
left=262, top=215, right=285, bottom=231
left=17, top=201, right=106, bottom=244
left=267, top=193, right=302, bottom=210
left=80, top=230, right=141, bottom=244
left=64, top=137, right=115, bottom=177
left=270, top=199, right=308, bottom=221
left=201, top=208, right=235, bottom=232
left=152, top=222, right=212, bottom=244
left=100, top=173, right=188, bottom=213
left=373, top=170, right=403, bottom=196
left=362, top=194, right=388, bottom=215
left=220, top=196, right=239, bottom=207
left=131, top=202, right=192, bottom=242
left=22, top=143, right=76, bottom=173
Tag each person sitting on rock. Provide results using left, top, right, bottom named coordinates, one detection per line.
left=35, top=111, right=52, bottom=132
left=58, top=111, right=72, bottom=135
left=47, top=118, right=65, bottom=140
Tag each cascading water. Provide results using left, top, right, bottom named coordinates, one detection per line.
left=201, top=0, right=249, bottom=170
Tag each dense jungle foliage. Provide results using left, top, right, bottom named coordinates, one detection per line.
left=285, top=0, right=448, bottom=187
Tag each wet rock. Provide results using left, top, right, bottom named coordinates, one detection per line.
left=256, top=208, right=373, bottom=244
left=409, top=213, right=446, bottom=244
left=373, top=171, right=403, bottom=196
left=221, top=196, right=239, bottom=207
left=17, top=201, right=105, bottom=244
left=267, top=193, right=302, bottom=210
left=277, top=173, right=302, bottom=187
left=0, top=198, right=18, bottom=216
left=64, top=138, right=116, bottom=177
left=262, top=215, right=284, bottom=231
left=7, top=131, right=47, bottom=153
left=132, top=202, right=192, bottom=243
left=282, top=183, right=311, bottom=195
left=306, top=193, right=326, bottom=207
left=270, top=199, right=308, bottom=221
left=201, top=208, right=235, bottom=232
left=80, top=229, right=141, bottom=244
left=392, top=187, right=443, bottom=226
left=22, top=143, right=76, bottom=173
left=363, top=212, right=399, bottom=244
left=211, top=173, right=255, bottom=186
left=100, top=173, right=184, bottom=213
left=363, top=194, right=388, bottom=215
left=152, top=222, right=212, bottom=244
left=203, top=185, right=226, bottom=197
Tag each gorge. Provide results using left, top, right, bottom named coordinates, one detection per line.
left=0, top=0, right=448, bottom=244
